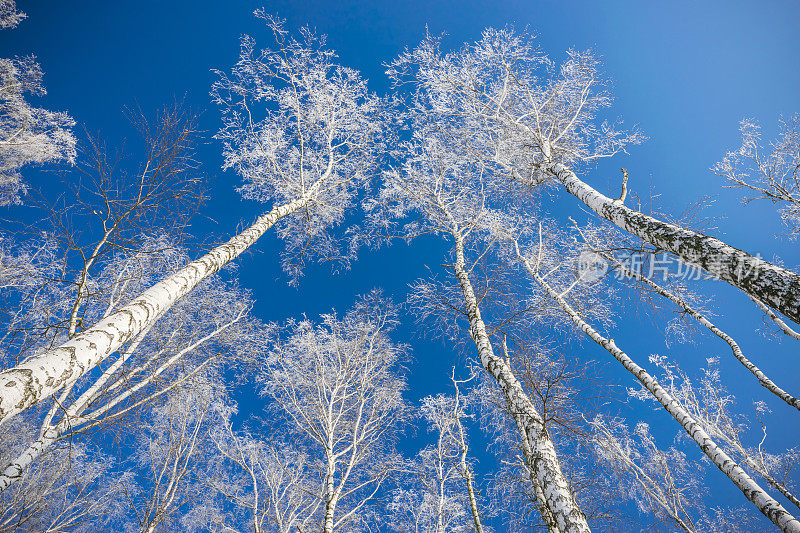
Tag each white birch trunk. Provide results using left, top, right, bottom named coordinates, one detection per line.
left=739, top=452, right=800, bottom=511
left=463, top=468, right=484, bottom=533
left=0, top=196, right=310, bottom=425
left=547, top=162, right=800, bottom=324
left=450, top=231, right=590, bottom=533
left=0, top=427, right=60, bottom=493
left=750, top=295, right=800, bottom=341
left=323, top=481, right=337, bottom=533
left=500, top=374, right=561, bottom=533
left=436, top=469, right=445, bottom=533
left=0, top=323, right=153, bottom=493
left=323, top=451, right=337, bottom=533
left=0, top=291, right=244, bottom=497
left=598, top=249, right=800, bottom=411
left=522, top=253, right=800, bottom=533
left=454, top=416, right=484, bottom=533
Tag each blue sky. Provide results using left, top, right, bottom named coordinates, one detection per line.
left=3, top=0, right=800, bottom=529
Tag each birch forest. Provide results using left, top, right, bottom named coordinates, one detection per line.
left=1, top=1, right=799, bottom=531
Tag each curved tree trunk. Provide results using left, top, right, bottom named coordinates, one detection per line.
left=451, top=230, right=590, bottom=533
left=521, top=250, right=800, bottom=533
left=0, top=196, right=310, bottom=426
left=547, top=162, right=800, bottom=324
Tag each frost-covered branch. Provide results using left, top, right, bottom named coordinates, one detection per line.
left=714, top=115, right=800, bottom=239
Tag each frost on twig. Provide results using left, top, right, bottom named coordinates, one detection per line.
left=714, top=115, right=800, bottom=239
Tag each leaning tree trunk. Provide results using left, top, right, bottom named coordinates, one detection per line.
left=595, top=248, right=800, bottom=412
left=0, top=426, right=61, bottom=493
left=450, top=229, right=590, bottom=533
left=521, top=251, right=800, bottom=533
left=456, top=433, right=486, bottom=533
left=463, top=466, right=485, bottom=533
left=546, top=162, right=800, bottom=324
left=505, top=392, right=562, bottom=533
left=0, top=195, right=311, bottom=426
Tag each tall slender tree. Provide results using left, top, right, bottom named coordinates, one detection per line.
left=0, top=417, right=126, bottom=533
left=122, top=377, right=232, bottom=533
left=569, top=220, right=800, bottom=412
left=207, top=425, right=320, bottom=533
left=367, top=124, right=590, bottom=531
left=513, top=231, right=800, bottom=532
left=0, top=12, right=387, bottom=425
left=0, top=238, right=253, bottom=495
left=0, top=104, right=247, bottom=494
left=389, top=371, right=486, bottom=533
left=259, top=292, right=408, bottom=533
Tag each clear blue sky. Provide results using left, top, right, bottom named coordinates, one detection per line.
left=3, top=0, right=800, bottom=529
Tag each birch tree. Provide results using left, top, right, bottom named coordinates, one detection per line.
left=0, top=418, right=127, bottom=533
left=259, top=292, right=408, bottom=533
left=568, top=219, right=800, bottom=412
left=630, top=356, right=800, bottom=512
left=389, top=372, right=486, bottom=533
left=477, top=339, right=620, bottom=532
left=0, top=0, right=76, bottom=205
left=0, top=135, right=210, bottom=492
left=589, top=415, right=703, bottom=532
left=0, top=11, right=387, bottom=425
left=449, top=372, right=486, bottom=533
left=1, top=102, right=204, bottom=358
left=207, top=424, right=320, bottom=533
left=387, top=27, right=800, bottom=529
left=0, top=234, right=254, bottom=495
left=367, top=122, right=590, bottom=531
left=512, top=229, right=800, bottom=532
left=391, top=28, right=800, bottom=325
left=122, top=377, right=232, bottom=533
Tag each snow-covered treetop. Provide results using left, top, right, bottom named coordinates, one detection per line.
left=212, top=11, right=390, bottom=281
left=387, top=27, right=644, bottom=186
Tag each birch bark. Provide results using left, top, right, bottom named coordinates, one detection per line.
left=499, top=340, right=562, bottom=533
left=0, top=195, right=309, bottom=425
left=323, top=454, right=337, bottom=533
left=587, top=244, right=800, bottom=412
left=519, top=248, right=800, bottom=533
left=462, top=466, right=483, bottom=533
left=750, top=295, right=800, bottom=341
left=450, top=226, right=590, bottom=533
left=0, top=308, right=240, bottom=494
left=546, top=162, right=800, bottom=324
left=451, top=384, right=484, bottom=533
